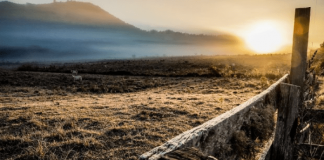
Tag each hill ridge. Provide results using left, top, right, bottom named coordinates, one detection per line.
left=0, top=1, right=135, bottom=28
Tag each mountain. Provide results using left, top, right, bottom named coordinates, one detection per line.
left=0, top=1, right=244, bottom=62
left=0, top=1, right=133, bottom=27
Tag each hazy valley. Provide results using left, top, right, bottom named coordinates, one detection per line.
left=0, top=1, right=243, bottom=62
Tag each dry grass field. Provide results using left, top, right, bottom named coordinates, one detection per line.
left=0, top=54, right=294, bottom=159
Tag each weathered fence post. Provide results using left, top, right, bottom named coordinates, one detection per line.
left=269, top=7, right=311, bottom=160
left=258, top=8, right=311, bottom=160
left=270, top=83, right=300, bottom=160
left=290, top=7, right=311, bottom=90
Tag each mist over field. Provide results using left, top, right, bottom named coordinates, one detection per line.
left=0, top=1, right=244, bottom=62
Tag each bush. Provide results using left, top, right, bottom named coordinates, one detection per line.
left=260, top=76, right=269, bottom=88
left=208, top=66, right=222, bottom=77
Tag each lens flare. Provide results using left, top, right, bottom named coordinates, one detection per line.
left=245, top=22, right=284, bottom=53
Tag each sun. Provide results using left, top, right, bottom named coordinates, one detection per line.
left=245, top=22, right=284, bottom=54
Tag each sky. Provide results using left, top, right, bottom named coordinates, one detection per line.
left=2, top=0, right=324, bottom=50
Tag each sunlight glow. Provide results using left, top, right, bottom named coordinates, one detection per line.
left=245, top=22, right=284, bottom=53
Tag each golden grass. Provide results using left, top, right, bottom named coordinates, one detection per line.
left=0, top=77, right=266, bottom=159
left=0, top=54, right=293, bottom=159
left=296, top=49, right=324, bottom=160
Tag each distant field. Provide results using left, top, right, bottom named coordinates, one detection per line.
left=13, top=54, right=291, bottom=79
left=0, top=54, right=291, bottom=159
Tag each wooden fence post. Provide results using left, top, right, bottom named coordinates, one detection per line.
left=270, top=83, right=300, bottom=160
left=290, top=7, right=311, bottom=90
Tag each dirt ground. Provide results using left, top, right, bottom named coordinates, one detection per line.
left=0, top=55, right=288, bottom=159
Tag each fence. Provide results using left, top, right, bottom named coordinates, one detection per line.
left=140, top=7, right=319, bottom=160
left=140, top=75, right=289, bottom=159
